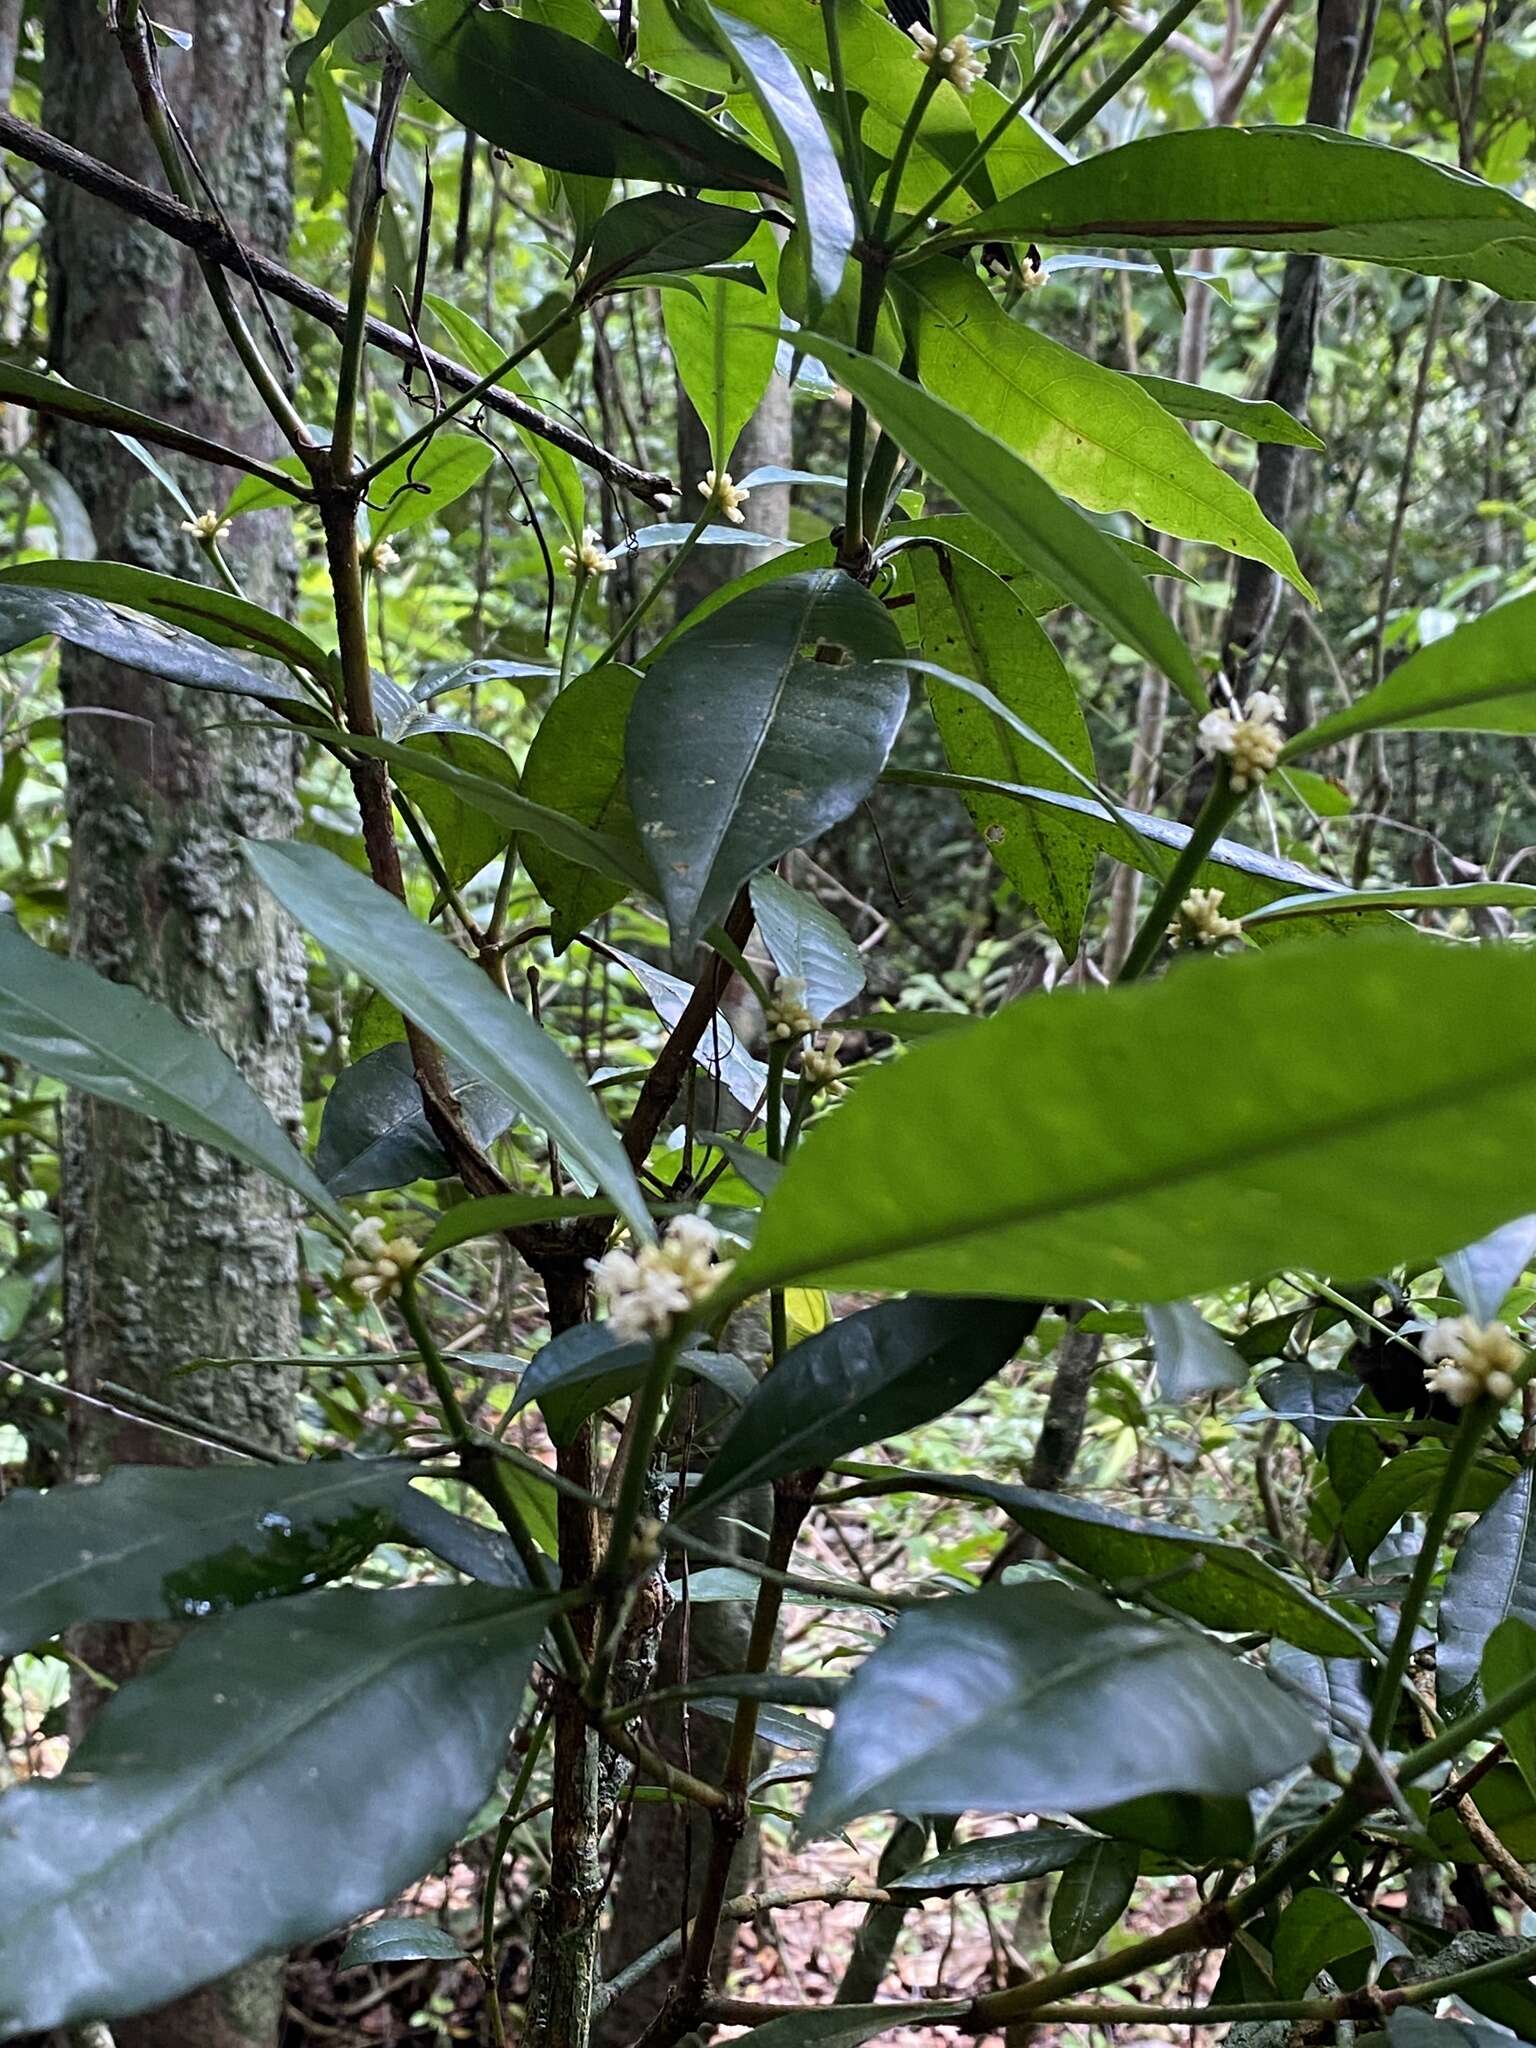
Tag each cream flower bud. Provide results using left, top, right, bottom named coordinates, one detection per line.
left=561, top=526, right=616, bottom=578
left=799, top=1032, right=847, bottom=1095
left=763, top=974, right=815, bottom=1044
left=340, top=1216, right=419, bottom=1307
left=180, top=508, right=226, bottom=543
left=1197, top=690, right=1286, bottom=793
left=1167, top=886, right=1243, bottom=950
left=358, top=535, right=400, bottom=575
left=908, top=21, right=983, bottom=90
left=1421, top=1316, right=1525, bottom=1408
left=589, top=1214, right=734, bottom=1346
left=699, top=468, right=750, bottom=526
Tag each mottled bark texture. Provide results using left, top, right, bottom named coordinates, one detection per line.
left=44, top=4, right=301, bottom=2044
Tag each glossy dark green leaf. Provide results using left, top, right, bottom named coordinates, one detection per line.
left=687, top=1297, right=1035, bottom=1517
left=287, top=0, right=384, bottom=98
left=1268, top=1642, right=1373, bottom=1769
left=609, top=947, right=769, bottom=1112
left=731, top=938, right=1536, bottom=1305
left=1257, top=1364, right=1363, bottom=1451
left=911, top=550, right=1094, bottom=955
left=385, top=0, right=780, bottom=190
left=0, top=1586, right=555, bottom=2033
left=749, top=871, right=864, bottom=1021
left=0, top=583, right=310, bottom=711
left=663, top=216, right=781, bottom=472
left=1084, top=1791, right=1254, bottom=1866
left=626, top=568, right=908, bottom=950
left=1131, top=374, right=1323, bottom=449
left=1271, top=1888, right=1375, bottom=1999
left=797, top=332, right=1203, bottom=705
left=338, top=1918, right=462, bottom=1969
left=521, top=666, right=643, bottom=950
left=582, top=192, right=761, bottom=295
left=961, top=127, right=1536, bottom=300
left=1341, top=1442, right=1512, bottom=1569
left=510, top=1326, right=754, bottom=1445
left=241, top=840, right=650, bottom=1237
left=704, top=6, right=853, bottom=314
left=1443, top=1215, right=1536, bottom=1323
left=394, top=719, right=523, bottom=890
left=0, top=918, right=343, bottom=1228
left=1243, top=880, right=1536, bottom=929
left=1439, top=1469, right=1536, bottom=1712
left=0, top=1460, right=420, bottom=1655
left=391, top=1488, right=528, bottom=1588
left=939, top=1476, right=1365, bottom=1655
left=801, top=1582, right=1320, bottom=1834
left=0, top=558, right=332, bottom=681
left=1145, top=1301, right=1250, bottom=1402
left=315, top=1042, right=517, bottom=1196
left=1483, top=1616, right=1536, bottom=1801
left=886, top=1828, right=1090, bottom=1896
left=901, top=262, right=1309, bottom=595
left=1049, top=1838, right=1138, bottom=1963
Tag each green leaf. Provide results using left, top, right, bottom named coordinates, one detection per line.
left=749, top=870, right=865, bottom=1021
left=241, top=839, right=650, bottom=1238
left=521, top=666, right=643, bottom=951
left=288, top=0, right=384, bottom=98
left=1340, top=1441, right=1512, bottom=1570
left=626, top=568, right=908, bottom=950
left=0, top=557, right=333, bottom=681
left=393, top=718, right=523, bottom=890
left=885, top=1828, right=1090, bottom=1895
left=1483, top=1619, right=1536, bottom=1800
left=338, top=1918, right=462, bottom=1969
left=664, top=217, right=781, bottom=470
left=1131, top=374, right=1323, bottom=450
left=1389, top=2014, right=1512, bottom=2048
left=924, top=1474, right=1366, bottom=1655
left=901, top=263, right=1311, bottom=596
left=0, top=1460, right=420, bottom=1655
left=731, top=937, right=1536, bottom=1304
left=510, top=1327, right=755, bottom=1445
left=1145, top=1300, right=1250, bottom=1402
left=608, top=946, right=770, bottom=1111
left=1049, top=1838, right=1138, bottom=1963
left=911, top=549, right=1095, bottom=954
left=797, top=331, right=1204, bottom=705
left=1287, top=594, right=1536, bottom=753
left=0, top=1586, right=555, bottom=2033
left=800, top=1581, right=1320, bottom=1833
left=368, top=432, right=495, bottom=544
left=384, top=0, right=780, bottom=191
left=704, top=7, right=853, bottom=315
left=1258, top=1365, right=1363, bottom=1451
left=583, top=192, right=762, bottom=295
left=686, top=1297, right=1035, bottom=1517
left=315, top=1042, right=517, bottom=1196
left=715, top=2004, right=968, bottom=2048
left=223, top=453, right=311, bottom=521
left=1243, top=880, right=1536, bottom=929
left=1441, top=1470, right=1536, bottom=1712
left=960, top=127, right=1536, bottom=301
left=0, top=918, right=343, bottom=1229
left=1271, top=1888, right=1375, bottom=1999
left=420, top=1192, right=616, bottom=1261
left=424, top=294, right=586, bottom=544
left=1442, top=1215, right=1536, bottom=1323
left=0, top=584, right=312, bottom=713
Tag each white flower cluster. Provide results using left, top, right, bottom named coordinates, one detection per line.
left=180, top=509, right=226, bottom=543
left=764, top=974, right=814, bottom=1043
left=590, top=1214, right=732, bottom=1345
left=340, top=1216, right=420, bottom=1306
left=1421, top=1316, right=1524, bottom=1408
left=1197, top=689, right=1286, bottom=793
left=908, top=22, right=983, bottom=92
left=699, top=468, right=750, bottom=526
left=799, top=1031, right=847, bottom=1097
left=562, top=525, right=616, bottom=578
left=1167, top=886, right=1243, bottom=950
left=358, top=536, right=400, bottom=575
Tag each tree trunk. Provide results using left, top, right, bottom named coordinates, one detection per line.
left=43, top=5, right=301, bottom=2044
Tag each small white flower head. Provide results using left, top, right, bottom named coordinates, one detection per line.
left=1020, top=246, right=1049, bottom=292
left=908, top=20, right=983, bottom=91
left=1421, top=1316, right=1525, bottom=1408
left=339, top=1216, right=420, bottom=1307
left=1167, top=886, right=1243, bottom=951
left=799, top=1031, right=847, bottom=1097
left=590, top=1214, right=733, bottom=1345
left=763, top=974, right=815, bottom=1044
left=357, top=535, right=400, bottom=575
left=180, top=508, right=226, bottom=544
left=699, top=468, right=750, bottom=526
left=561, top=526, right=616, bottom=578
left=1197, top=688, right=1286, bottom=793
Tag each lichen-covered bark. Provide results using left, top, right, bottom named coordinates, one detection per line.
left=43, top=5, right=302, bottom=2043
